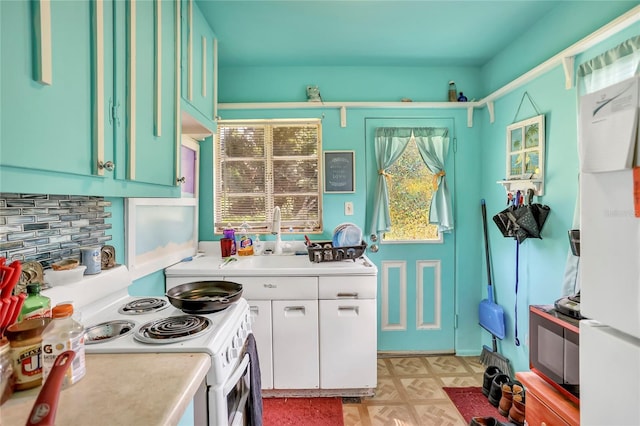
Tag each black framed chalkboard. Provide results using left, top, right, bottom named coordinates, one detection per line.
left=324, top=151, right=355, bottom=193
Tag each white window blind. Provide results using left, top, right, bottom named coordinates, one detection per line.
left=215, top=119, right=322, bottom=234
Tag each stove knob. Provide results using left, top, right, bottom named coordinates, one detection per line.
left=231, top=348, right=239, bottom=359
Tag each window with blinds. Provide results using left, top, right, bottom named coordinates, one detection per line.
left=215, top=119, right=322, bottom=234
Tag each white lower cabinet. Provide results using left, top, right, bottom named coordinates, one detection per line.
left=319, top=299, right=376, bottom=389
left=272, top=300, right=319, bottom=389
left=231, top=273, right=376, bottom=393
left=248, top=300, right=273, bottom=389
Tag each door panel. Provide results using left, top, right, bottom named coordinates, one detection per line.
left=365, top=118, right=456, bottom=352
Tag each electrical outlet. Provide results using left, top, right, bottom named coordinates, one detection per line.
left=345, top=202, right=354, bottom=216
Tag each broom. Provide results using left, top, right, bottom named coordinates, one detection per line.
left=479, top=200, right=513, bottom=378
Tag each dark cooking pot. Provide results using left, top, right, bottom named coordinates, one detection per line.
left=166, top=280, right=243, bottom=314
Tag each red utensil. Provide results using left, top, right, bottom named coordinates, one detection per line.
left=2, top=296, right=18, bottom=329
left=0, top=299, right=8, bottom=332
left=1, top=260, right=21, bottom=299
left=7, top=292, right=26, bottom=326
left=0, top=264, right=14, bottom=293
left=26, top=351, right=76, bottom=426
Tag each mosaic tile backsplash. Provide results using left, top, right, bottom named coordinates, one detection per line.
left=0, top=193, right=112, bottom=268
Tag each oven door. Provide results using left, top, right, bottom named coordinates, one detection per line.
left=224, top=350, right=251, bottom=426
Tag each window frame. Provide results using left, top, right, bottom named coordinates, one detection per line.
left=214, top=118, right=323, bottom=235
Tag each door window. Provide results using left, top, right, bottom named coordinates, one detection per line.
left=384, top=138, right=440, bottom=242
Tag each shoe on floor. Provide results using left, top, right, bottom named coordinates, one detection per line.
left=488, top=373, right=511, bottom=407
left=508, top=393, right=526, bottom=426
left=469, top=416, right=511, bottom=426
left=482, top=366, right=502, bottom=397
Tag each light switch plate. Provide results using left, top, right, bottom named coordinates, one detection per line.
left=345, top=202, right=354, bottom=215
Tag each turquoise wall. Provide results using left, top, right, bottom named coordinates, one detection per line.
left=480, top=1, right=638, bottom=96
left=219, top=65, right=483, bottom=103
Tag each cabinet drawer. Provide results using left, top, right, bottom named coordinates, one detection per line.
left=319, top=275, right=376, bottom=299
left=230, top=276, right=318, bottom=300
left=526, top=392, right=571, bottom=426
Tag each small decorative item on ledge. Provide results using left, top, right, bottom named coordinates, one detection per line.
left=448, top=80, right=457, bottom=102
left=457, top=92, right=468, bottom=102
left=101, top=245, right=117, bottom=270
left=306, top=85, right=321, bottom=102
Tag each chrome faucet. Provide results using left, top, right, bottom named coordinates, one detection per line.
left=272, top=206, right=282, bottom=254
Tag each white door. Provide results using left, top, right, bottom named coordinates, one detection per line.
left=319, top=299, right=377, bottom=388
left=272, top=300, right=319, bottom=389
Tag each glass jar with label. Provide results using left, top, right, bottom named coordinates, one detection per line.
left=0, top=337, right=13, bottom=404
left=41, top=303, right=86, bottom=387
left=5, top=318, right=50, bottom=391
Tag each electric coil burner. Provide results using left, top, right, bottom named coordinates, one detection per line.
left=134, top=315, right=213, bottom=344
left=118, top=297, right=170, bottom=315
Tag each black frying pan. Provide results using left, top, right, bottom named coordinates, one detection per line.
left=166, top=280, right=243, bottom=314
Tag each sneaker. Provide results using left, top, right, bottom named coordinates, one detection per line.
left=482, top=366, right=502, bottom=397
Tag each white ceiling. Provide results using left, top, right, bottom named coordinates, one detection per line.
left=197, top=0, right=564, bottom=67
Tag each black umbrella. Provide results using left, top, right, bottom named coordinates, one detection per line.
left=492, top=189, right=550, bottom=243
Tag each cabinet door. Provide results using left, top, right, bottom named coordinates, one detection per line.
left=180, top=136, right=199, bottom=197
left=1, top=1, right=95, bottom=176
left=272, top=300, right=319, bottom=389
left=248, top=300, right=273, bottom=390
left=319, top=300, right=377, bottom=389
left=118, top=0, right=179, bottom=187
left=181, top=0, right=215, bottom=120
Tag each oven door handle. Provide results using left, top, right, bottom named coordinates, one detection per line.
left=223, top=353, right=250, bottom=396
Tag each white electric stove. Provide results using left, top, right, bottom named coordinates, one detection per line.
left=42, top=265, right=253, bottom=426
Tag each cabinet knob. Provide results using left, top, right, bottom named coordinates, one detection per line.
left=369, top=244, right=379, bottom=253
left=98, top=160, right=115, bottom=172
left=369, top=234, right=378, bottom=242
left=176, top=176, right=186, bottom=184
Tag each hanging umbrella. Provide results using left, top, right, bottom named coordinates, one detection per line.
left=492, top=189, right=550, bottom=243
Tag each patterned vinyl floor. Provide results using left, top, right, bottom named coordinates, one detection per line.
left=343, top=355, right=486, bottom=426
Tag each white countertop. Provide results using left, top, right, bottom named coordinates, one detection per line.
left=165, top=252, right=377, bottom=277
left=2, top=353, right=210, bottom=426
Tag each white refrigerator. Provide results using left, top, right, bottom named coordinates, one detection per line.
left=579, top=77, right=640, bottom=426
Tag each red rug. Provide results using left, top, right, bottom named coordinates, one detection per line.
left=443, top=387, right=509, bottom=424
left=262, top=397, right=344, bottom=426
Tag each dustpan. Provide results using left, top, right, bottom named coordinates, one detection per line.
left=479, top=289, right=506, bottom=340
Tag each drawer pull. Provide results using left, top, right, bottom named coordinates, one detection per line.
left=263, top=283, right=277, bottom=288
left=337, top=292, right=358, bottom=298
left=338, top=306, right=359, bottom=316
left=284, top=306, right=306, bottom=317
left=249, top=306, right=259, bottom=315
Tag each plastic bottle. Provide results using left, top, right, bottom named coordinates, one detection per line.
left=41, top=303, right=86, bottom=388
left=448, top=81, right=457, bottom=102
left=19, top=283, right=51, bottom=321
left=253, top=235, right=263, bottom=255
left=237, top=224, right=254, bottom=256
left=223, top=227, right=236, bottom=255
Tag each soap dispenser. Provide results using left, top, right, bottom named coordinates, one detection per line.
left=254, top=235, right=263, bottom=255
